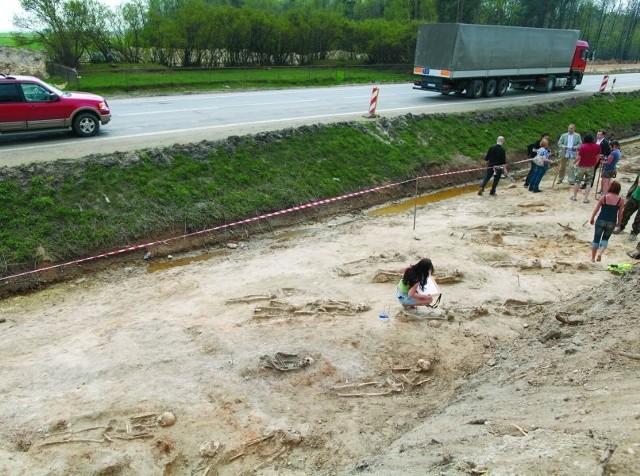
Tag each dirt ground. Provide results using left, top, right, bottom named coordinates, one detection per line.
left=1, top=142, right=639, bottom=475
left=0, top=46, right=46, bottom=76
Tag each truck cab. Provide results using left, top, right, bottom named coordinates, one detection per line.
left=563, top=40, right=592, bottom=90
left=572, top=40, right=592, bottom=73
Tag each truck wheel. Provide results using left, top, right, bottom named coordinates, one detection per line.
left=483, top=79, right=497, bottom=98
left=545, top=77, right=555, bottom=93
left=496, top=79, right=509, bottom=96
left=466, top=80, right=484, bottom=98
left=72, top=112, right=100, bottom=137
left=567, top=76, right=578, bottom=90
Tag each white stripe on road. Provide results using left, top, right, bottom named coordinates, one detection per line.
left=118, top=99, right=318, bottom=116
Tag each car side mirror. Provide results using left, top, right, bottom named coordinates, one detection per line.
left=48, top=93, right=59, bottom=101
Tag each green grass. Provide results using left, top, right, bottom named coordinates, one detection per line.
left=1, top=92, right=639, bottom=278
left=77, top=65, right=412, bottom=94
left=0, top=32, right=43, bottom=50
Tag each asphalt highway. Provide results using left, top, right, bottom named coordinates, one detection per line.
left=2, top=73, right=640, bottom=166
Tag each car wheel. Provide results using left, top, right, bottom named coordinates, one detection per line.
left=496, top=79, right=509, bottom=96
left=73, top=112, right=100, bottom=137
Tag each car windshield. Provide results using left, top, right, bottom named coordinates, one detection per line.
left=44, top=82, right=65, bottom=96
left=32, top=79, right=69, bottom=96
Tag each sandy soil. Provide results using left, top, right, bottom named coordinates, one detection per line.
left=1, top=145, right=638, bottom=475
left=0, top=46, right=47, bottom=76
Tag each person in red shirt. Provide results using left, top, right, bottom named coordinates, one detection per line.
left=570, top=133, right=601, bottom=203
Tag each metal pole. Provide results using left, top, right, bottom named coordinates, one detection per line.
left=551, top=164, right=560, bottom=189
left=413, top=177, right=419, bottom=231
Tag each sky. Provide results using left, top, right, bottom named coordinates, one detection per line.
left=0, top=0, right=125, bottom=32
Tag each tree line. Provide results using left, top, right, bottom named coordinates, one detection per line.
left=12, top=0, right=640, bottom=69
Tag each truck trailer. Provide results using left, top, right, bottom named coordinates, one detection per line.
left=413, top=23, right=593, bottom=98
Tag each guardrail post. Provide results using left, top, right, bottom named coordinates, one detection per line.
left=598, top=75, right=609, bottom=93
left=363, top=86, right=379, bottom=118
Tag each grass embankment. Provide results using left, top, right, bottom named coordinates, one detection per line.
left=1, top=93, right=640, bottom=280
left=0, top=33, right=42, bottom=50
left=77, top=64, right=412, bottom=94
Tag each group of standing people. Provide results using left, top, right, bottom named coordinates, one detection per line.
left=396, top=129, right=639, bottom=311
left=476, top=125, right=639, bottom=263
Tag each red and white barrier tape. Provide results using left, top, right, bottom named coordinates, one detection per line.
left=0, top=158, right=531, bottom=283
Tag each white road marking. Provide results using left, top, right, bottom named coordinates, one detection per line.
left=118, top=99, right=318, bottom=116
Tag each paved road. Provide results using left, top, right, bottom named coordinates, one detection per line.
left=2, top=73, right=639, bottom=166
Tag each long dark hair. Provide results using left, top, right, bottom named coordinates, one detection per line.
left=608, top=181, right=621, bottom=194
left=402, top=258, right=434, bottom=288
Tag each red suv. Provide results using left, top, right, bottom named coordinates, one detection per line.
left=0, top=73, right=111, bottom=137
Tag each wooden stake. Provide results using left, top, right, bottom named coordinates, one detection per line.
left=551, top=165, right=560, bottom=188
left=413, top=177, right=419, bottom=231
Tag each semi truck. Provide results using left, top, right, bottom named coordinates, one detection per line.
left=413, top=23, right=593, bottom=98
